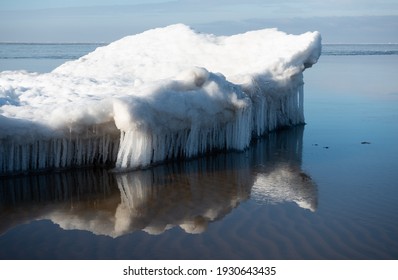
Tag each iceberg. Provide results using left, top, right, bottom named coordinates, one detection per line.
left=0, top=24, right=321, bottom=175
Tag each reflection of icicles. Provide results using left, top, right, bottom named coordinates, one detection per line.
left=0, top=168, right=117, bottom=236
left=0, top=125, right=318, bottom=238
left=114, top=170, right=154, bottom=235
left=114, top=156, right=252, bottom=235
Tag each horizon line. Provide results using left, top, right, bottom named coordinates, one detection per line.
left=1, top=41, right=398, bottom=45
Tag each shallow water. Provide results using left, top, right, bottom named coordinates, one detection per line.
left=0, top=46, right=398, bottom=259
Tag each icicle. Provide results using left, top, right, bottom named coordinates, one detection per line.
left=0, top=124, right=120, bottom=175
left=113, top=101, right=253, bottom=171
left=298, top=82, right=304, bottom=124
left=1, top=80, right=307, bottom=175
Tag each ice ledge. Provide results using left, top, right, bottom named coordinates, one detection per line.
left=0, top=24, right=321, bottom=175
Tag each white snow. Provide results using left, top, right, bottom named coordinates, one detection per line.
left=0, top=24, right=321, bottom=174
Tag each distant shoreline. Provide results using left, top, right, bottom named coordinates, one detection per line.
left=1, top=42, right=398, bottom=45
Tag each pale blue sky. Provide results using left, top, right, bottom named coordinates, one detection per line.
left=1, top=0, right=397, bottom=43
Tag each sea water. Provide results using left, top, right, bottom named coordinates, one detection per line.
left=0, top=42, right=105, bottom=72
left=0, top=43, right=397, bottom=259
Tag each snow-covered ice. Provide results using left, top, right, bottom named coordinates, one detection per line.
left=0, top=24, right=321, bottom=174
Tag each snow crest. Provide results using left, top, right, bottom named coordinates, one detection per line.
left=0, top=24, right=321, bottom=174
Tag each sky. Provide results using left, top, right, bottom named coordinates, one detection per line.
left=0, top=0, right=398, bottom=43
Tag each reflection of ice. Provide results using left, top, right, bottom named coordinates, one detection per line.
left=113, top=159, right=252, bottom=235
left=252, top=163, right=317, bottom=211
left=0, top=125, right=317, bottom=237
left=0, top=168, right=119, bottom=236
left=251, top=126, right=317, bottom=211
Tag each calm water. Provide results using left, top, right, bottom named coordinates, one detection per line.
left=0, top=44, right=398, bottom=259
left=0, top=42, right=105, bottom=72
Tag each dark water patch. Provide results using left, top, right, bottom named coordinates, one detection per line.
left=322, top=44, right=398, bottom=56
